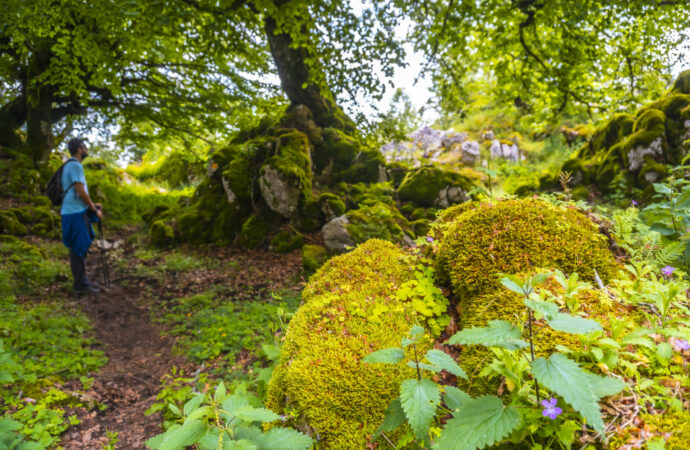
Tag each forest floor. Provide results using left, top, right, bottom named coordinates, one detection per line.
left=54, top=230, right=304, bottom=448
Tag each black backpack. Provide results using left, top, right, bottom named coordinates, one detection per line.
left=46, top=159, right=77, bottom=206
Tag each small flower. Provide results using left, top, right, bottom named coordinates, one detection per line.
left=661, top=266, right=675, bottom=278
left=632, top=200, right=638, bottom=206
left=24, top=398, right=36, bottom=404
left=426, top=236, right=434, bottom=243
left=676, top=339, right=690, bottom=351
left=541, top=398, right=562, bottom=420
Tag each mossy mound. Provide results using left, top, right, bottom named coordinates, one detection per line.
left=608, top=409, right=690, bottom=450
left=434, top=198, right=619, bottom=300
left=270, top=231, right=304, bottom=253
left=165, top=104, right=388, bottom=247
left=301, top=244, right=328, bottom=272
left=127, top=150, right=205, bottom=188
left=559, top=72, right=690, bottom=194
left=397, top=166, right=474, bottom=208
left=239, top=215, right=270, bottom=249
left=455, top=280, right=619, bottom=395
left=345, top=202, right=414, bottom=245
left=267, top=240, right=432, bottom=448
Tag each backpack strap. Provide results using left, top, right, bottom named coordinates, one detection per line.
left=62, top=158, right=79, bottom=199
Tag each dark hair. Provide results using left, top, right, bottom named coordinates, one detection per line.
left=67, top=138, right=86, bottom=156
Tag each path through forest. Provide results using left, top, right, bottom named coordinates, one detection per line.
left=60, top=247, right=187, bottom=448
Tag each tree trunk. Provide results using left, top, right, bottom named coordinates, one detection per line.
left=264, top=15, right=354, bottom=133
left=25, top=49, right=54, bottom=161
left=0, top=95, right=27, bottom=148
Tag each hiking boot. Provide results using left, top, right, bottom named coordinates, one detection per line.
left=73, top=284, right=101, bottom=296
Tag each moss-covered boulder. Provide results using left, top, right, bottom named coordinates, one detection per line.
left=270, top=231, right=305, bottom=253
left=397, top=166, right=474, bottom=208
left=301, top=244, right=328, bottom=272
left=317, top=193, right=345, bottom=221
left=433, top=198, right=619, bottom=300
left=266, top=240, right=433, bottom=448
left=0, top=210, right=27, bottom=235
left=560, top=72, right=690, bottom=194
left=150, top=219, right=175, bottom=247
left=239, top=215, right=270, bottom=249
left=259, top=130, right=313, bottom=218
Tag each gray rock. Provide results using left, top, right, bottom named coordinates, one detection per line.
left=490, top=139, right=503, bottom=158
left=460, top=140, right=480, bottom=166
left=628, top=137, right=663, bottom=171
left=221, top=176, right=237, bottom=204
left=322, top=215, right=355, bottom=253
left=482, top=130, right=494, bottom=140
left=434, top=185, right=468, bottom=208
left=501, top=142, right=520, bottom=162
left=259, top=165, right=301, bottom=218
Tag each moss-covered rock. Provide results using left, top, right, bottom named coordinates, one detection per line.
left=292, top=199, right=324, bottom=233
left=671, top=69, right=690, bottom=95
left=301, top=244, right=328, bottom=272
left=317, top=193, right=346, bottom=221
left=313, top=129, right=386, bottom=184
left=434, top=198, right=619, bottom=300
left=270, top=231, right=305, bottom=253
left=267, top=240, right=433, bottom=448
left=150, top=219, right=175, bottom=247
left=345, top=202, right=414, bottom=245
left=239, top=215, right=270, bottom=249
left=259, top=130, right=313, bottom=218
left=397, top=166, right=474, bottom=208
left=0, top=210, right=27, bottom=235
left=386, top=161, right=409, bottom=188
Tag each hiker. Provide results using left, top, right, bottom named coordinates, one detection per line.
left=60, top=138, right=103, bottom=295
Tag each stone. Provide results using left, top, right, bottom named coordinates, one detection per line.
left=441, top=131, right=467, bottom=148
left=322, top=215, right=355, bottom=253
left=259, top=165, right=301, bottom=218
left=435, top=185, right=468, bottom=208
left=490, top=139, right=503, bottom=158
left=460, top=140, right=480, bottom=166
left=481, top=130, right=494, bottom=140
left=628, top=137, right=664, bottom=171
left=221, top=176, right=236, bottom=204
left=501, top=142, right=520, bottom=162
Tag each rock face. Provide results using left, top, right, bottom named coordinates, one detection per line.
left=322, top=215, right=355, bottom=252
left=397, top=166, right=475, bottom=208
left=460, top=140, right=480, bottom=166
left=490, top=139, right=520, bottom=162
left=628, top=137, right=664, bottom=172
left=259, top=165, right=302, bottom=217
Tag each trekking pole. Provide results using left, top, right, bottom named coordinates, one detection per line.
left=96, top=214, right=111, bottom=287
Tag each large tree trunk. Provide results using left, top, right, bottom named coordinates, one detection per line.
left=264, top=15, right=355, bottom=133
left=25, top=48, right=54, bottom=161
left=0, top=95, right=27, bottom=148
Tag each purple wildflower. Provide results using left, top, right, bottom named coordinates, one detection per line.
left=426, top=236, right=434, bottom=243
left=541, top=398, right=562, bottom=420
left=632, top=200, right=638, bottom=207
left=661, top=266, right=675, bottom=278
left=676, top=339, right=690, bottom=351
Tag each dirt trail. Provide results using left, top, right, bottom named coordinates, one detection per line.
left=60, top=256, right=186, bottom=449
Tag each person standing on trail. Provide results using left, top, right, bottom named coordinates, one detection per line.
left=61, top=138, right=103, bottom=295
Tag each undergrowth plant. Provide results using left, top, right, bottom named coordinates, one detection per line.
left=145, top=382, right=313, bottom=450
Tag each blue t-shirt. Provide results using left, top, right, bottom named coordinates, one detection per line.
left=60, top=158, right=89, bottom=215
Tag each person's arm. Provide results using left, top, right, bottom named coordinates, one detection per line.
left=74, top=183, right=103, bottom=220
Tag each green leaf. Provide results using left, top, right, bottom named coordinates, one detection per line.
left=168, top=403, right=181, bottom=417
left=0, top=417, right=22, bottom=433
left=363, top=347, right=405, bottom=364
left=214, top=382, right=227, bottom=403
left=399, top=378, right=441, bottom=439
left=434, top=395, right=521, bottom=449
left=409, top=324, right=425, bottom=341
left=499, top=276, right=525, bottom=295
left=408, top=361, right=442, bottom=372
left=656, top=342, right=673, bottom=362
left=547, top=313, right=603, bottom=335
left=532, top=354, right=624, bottom=432
left=524, top=298, right=560, bottom=318
left=154, top=420, right=206, bottom=450
left=234, top=406, right=281, bottom=423
left=443, top=386, right=471, bottom=411
left=425, top=349, right=468, bottom=379
left=446, top=320, right=528, bottom=350
left=253, top=427, right=314, bottom=449
left=183, top=394, right=206, bottom=416
left=374, top=398, right=406, bottom=437
left=653, top=183, right=672, bottom=195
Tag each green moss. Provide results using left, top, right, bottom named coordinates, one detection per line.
left=434, top=198, right=619, bottom=300
left=0, top=210, right=27, bottom=235
left=410, top=207, right=438, bottom=221
left=609, top=409, right=690, bottom=450
left=411, top=219, right=430, bottom=236
left=386, top=162, right=409, bottom=188
left=150, top=219, right=175, bottom=247
left=571, top=185, right=590, bottom=201
left=292, top=199, right=324, bottom=233
left=239, top=215, right=270, bottom=249
left=267, top=240, right=433, bottom=448
left=317, top=193, right=346, bottom=221
left=344, top=182, right=396, bottom=207
left=585, top=113, right=635, bottom=157
left=671, top=69, right=690, bottom=95
left=270, top=231, right=305, bottom=253
left=301, top=244, right=328, bottom=273
left=397, top=166, right=474, bottom=208
left=345, top=202, right=413, bottom=244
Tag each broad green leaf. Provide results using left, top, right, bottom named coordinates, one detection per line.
left=225, top=440, right=258, bottom=450
left=183, top=394, right=206, bottom=416
left=434, top=395, right=521, bottom=449
left=168, top=403, right=181, bottom=417
left=151, top=420, right=206, bottom=450
left=234, top=406, right=281, bottom=423
left=443, top=386, right=471, bottom=411
left=447, top=320, right=528, bottom=350
left=363, top=347, right=405, bottom=364
left=524, top=298, right=560, bottom=318
left=400, top=378, right=441, bottom=439
left=408, top=361, right=442, bottom=372
left=186, top=406, right=212, bottom=421
left=547, top=313, right=602, bottom=335
left=425, top=349, right=468, bottom=379
left=532, top=354, right=624, bottom=432
left=583, top=372, right=627, bottom=398
left=221, top=393, right=251, bottom=420
left=374, top=398, right=406, bottom=437
left=653, top=183, right=672, bottom=195
left=656, top=342, right=673, bottom=361
left=253, top=427, right=314, bottom=449
left=214, top=382, right=227, bottom=403
left=0, top=417, right=22, bottom=433
left=499, top=277, right=525, bottom=295
left=409, top=324, right=426, bottom=341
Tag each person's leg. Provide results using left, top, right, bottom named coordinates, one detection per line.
left=69, top=249, right=90, bottom=291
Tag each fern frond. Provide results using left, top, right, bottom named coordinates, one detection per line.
left=652, top=241, right=685, bottom=267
